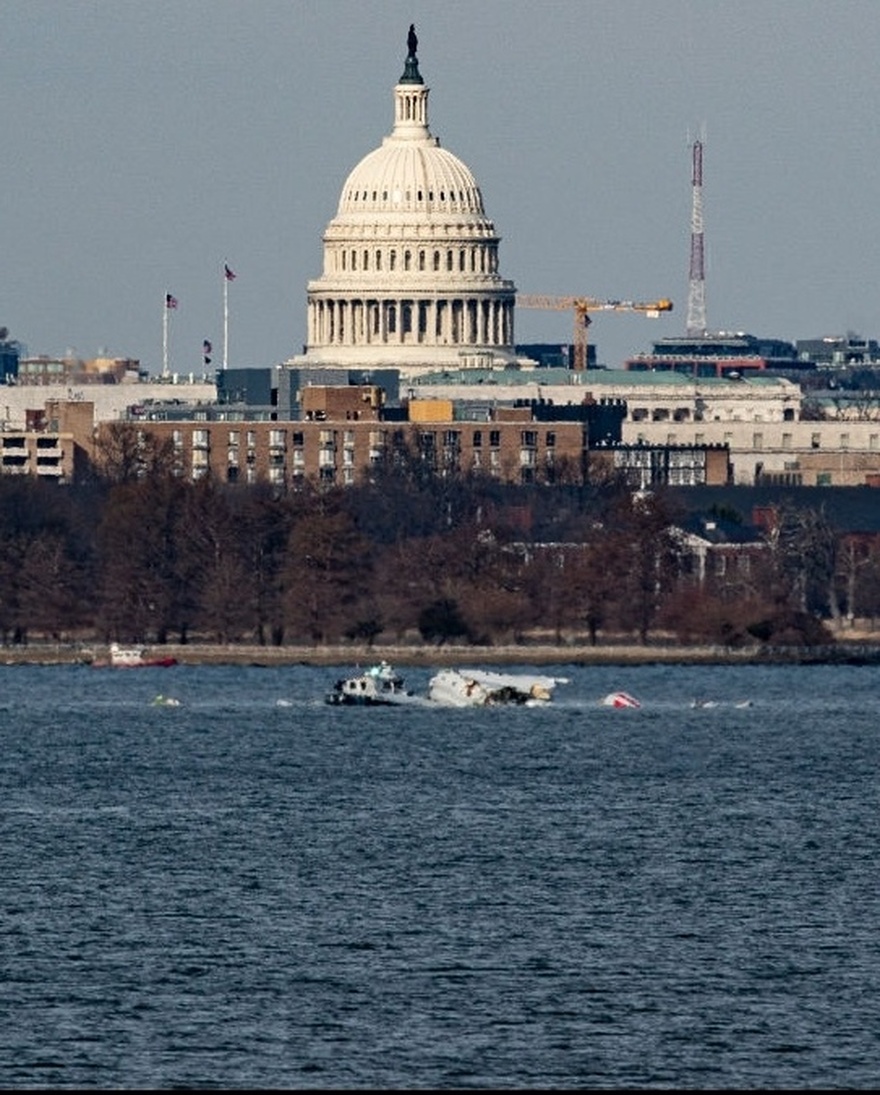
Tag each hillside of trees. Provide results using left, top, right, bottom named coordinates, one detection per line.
left=3, top=434, right=880, bottom=650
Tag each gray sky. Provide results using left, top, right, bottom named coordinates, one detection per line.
left=3, top=0, right=878, bottom=374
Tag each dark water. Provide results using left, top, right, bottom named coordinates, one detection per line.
left=3, top=661, right=880, bottom=1089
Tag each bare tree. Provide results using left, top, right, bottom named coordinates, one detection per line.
left=92, top=422, right=177, bottom=484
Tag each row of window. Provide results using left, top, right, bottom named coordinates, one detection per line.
left=1, top=436, right=63, bottom=450
left=184, top=456, right=557, bottom=489
left=336, top=245, right=497, bottom=275
left=182, top=428, right=557, bottom=452
left=632, top=430, right=880, bottom=451
left=344, top=186, right=483, bottom=207
left=631, top=406, right=798, bottom=424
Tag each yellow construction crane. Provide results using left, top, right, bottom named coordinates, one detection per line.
left=516, top=295, right=674, bottom=371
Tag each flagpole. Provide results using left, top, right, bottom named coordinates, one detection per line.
left=223, top=265, right=229, bottom=370
left=163, top=294, right=168, bottom=378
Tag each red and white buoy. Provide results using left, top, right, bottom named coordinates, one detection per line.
left=601, top=691, right=641, bottom=709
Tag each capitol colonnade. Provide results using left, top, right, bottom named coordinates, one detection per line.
left=307, top=295, right=514, bottom=350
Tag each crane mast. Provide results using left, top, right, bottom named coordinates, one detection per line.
left=517, top=295, right=673, bottom=371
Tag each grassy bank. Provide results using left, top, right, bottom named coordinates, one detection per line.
left=5, top=639, right=880, bottom=667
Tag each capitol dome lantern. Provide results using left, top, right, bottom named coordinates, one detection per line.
left=299, top=26, right=518, bottom=374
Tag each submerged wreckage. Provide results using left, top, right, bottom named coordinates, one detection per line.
left=427, top=668, right=568, bottom=707
left=324, top=662, right=569, bottom=708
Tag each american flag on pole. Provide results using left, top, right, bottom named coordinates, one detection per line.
left=224, top=264, right=236, bottom=281
left=165, top=293, right=178, bottom=309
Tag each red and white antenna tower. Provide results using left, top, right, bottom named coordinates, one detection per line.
left=686, top=137, right=707, bottom=336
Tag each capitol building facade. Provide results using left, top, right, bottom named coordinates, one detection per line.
left=290, top=29, right=521, bottom=375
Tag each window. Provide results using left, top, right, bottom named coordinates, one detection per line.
left=473, top=430, right=482, bottom=448
left=546, top=432, right=556, bottom=448
left=489, top=430, right=500, bottom=448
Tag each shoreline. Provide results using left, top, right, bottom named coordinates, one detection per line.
left=5, top=639, right=880, bottom=668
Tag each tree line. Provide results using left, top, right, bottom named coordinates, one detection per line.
left=3, top=432, right=880, bottom=648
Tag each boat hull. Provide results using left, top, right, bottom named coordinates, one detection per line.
left=90, top=642, right=178, bottom=668
left=324, top=662, right=420, bottom=706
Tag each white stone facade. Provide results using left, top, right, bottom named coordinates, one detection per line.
left=293, top=35, right=518, bottom=373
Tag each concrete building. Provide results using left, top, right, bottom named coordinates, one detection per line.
left=0, top=400, right=94, bottom=482
left=0, top=376, right=217, bottom=431
left=623, top=332, right=803, bottom=378
left=104, top=406, right=593, bottom=489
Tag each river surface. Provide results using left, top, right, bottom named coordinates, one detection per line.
left=2, top=661, right=880, bottom=1089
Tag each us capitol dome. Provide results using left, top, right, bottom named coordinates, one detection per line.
left=295, top=25, right=519, bottom=375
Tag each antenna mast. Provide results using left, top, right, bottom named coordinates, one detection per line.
left=686, top=137, right=707, bottom=336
